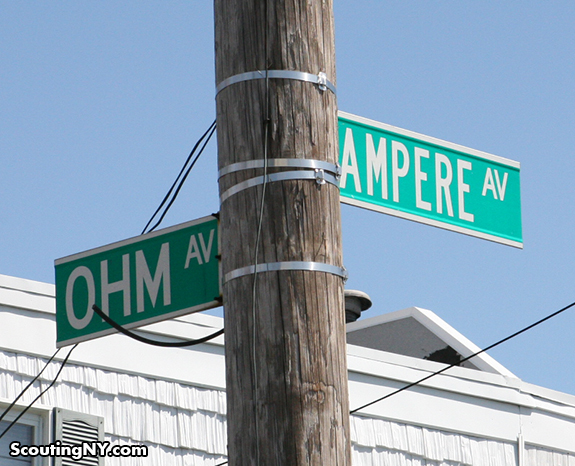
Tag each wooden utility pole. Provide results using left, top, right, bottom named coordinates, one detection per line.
left=215, top=0, right=350, bottom=464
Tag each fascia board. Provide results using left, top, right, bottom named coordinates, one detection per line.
left=0, top=303, right=226, bottom=390
left=129, top=323, right=225, bottom=346
left=0, top=286, right=55, bottom=315
left=409, top=307, right=516, bottom=377
left=174, top=311, right=224, bottom=327
left=0, top=273, right=55, bottom=297
left=141, top=314, right=224, bottom=345
left=519, top=380, right=575, bottom=413
left=347, top=343, right=535, bottom=409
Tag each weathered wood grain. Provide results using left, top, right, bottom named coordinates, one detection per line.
left=215, top=0, right=350, bottom=464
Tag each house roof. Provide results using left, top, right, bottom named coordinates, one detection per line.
left=346, top=306, right=515, bottom=377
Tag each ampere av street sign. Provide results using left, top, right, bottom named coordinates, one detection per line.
left=338, top=111, right=522, bottom=248
left=55, top=215, right=220, bottom=347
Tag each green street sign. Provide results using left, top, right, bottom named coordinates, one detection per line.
left=338, top=111, right=522, bottom=248
left=55, top=215, right=220, bottom=347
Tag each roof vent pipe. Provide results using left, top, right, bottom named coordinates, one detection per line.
left=344, top=290, right=372, bottom=323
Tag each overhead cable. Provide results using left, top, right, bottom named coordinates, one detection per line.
left=92, top=304, right=224, bottom=347
left=142, top=120, right=217, bottom=235
left=0, top=344, right=78, bottom=441
left=0, top=348, right=61, bottom=425
left=0, top=120, right=219, bottom=441
left=350, top=299, right=575, bottom=414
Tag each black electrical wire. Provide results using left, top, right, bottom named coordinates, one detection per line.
left=0, top=348, right=61, bottom=425
left=0, top=344, right=78, bottom=441
left=142, top=119, right=216, bottom=234
left=350, top=299, right=575, bottom=414
left=92, top=305, right=223, bottom=347
left=147, top=122, right=216, bottom=233
left=142, top=120, right=217, bottom=235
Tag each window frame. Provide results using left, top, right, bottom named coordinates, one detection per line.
left=0, top=404, right=50, bottom=466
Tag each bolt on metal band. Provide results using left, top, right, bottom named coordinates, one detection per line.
left=219, top=158, right=341, bottom=179
left=224, top=261, right=348, bottom=284
left=216, top=70, right=336, bottom=96
left=219, top=169, right=339, bottom=204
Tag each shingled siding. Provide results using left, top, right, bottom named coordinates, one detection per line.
left=0, top=350, right=227, bottom=466
left=524, top=445, right=575, bottom=466
left=350, top=416, right=575, bottom=466
left=350, top=415, right=517, bottom=466
left=3, top=350, right=575, bottom=466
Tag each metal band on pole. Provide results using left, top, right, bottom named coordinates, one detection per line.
left=219, top=158, right=341, bottom=179
left=216, top=70, right=336, bottom=95
left=220, top=169, right=340, bottom=204
left=224, top=261, right=348, bottom=284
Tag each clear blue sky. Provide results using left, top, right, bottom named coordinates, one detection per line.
left=2, top=2, right=575, bottom=396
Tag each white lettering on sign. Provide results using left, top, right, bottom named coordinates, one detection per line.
left=185, top=236, right=202, bottom=266
left=482, top=167, right=497, bottom=199
left=495, top=170, right=509, bottom=201
left=64, top=244, right=176, bottom=329
left=482, top=167, right=509, bottom=201
left=457, top=160, right=474, bottom=222
left=339, top=128, right=513, bottom=224
left=340, top=128, right=362, bottom=192
left=435, top=153, right=454, bottom=217
left=185, top=230, right=215, bottom=268
left=101, top=254, right=131, bottom=317
left=65, top=266, right=95, bottom=330
left=414, top=147, right=432, bottom=211
left=366, top=134, right=388, bottom=198
left=391, top=140, right=410, bottom=203
left=136, top=242, right=171, bottom=314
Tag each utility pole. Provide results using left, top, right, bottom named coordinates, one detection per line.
left=215, top=0, right=350, bottom=464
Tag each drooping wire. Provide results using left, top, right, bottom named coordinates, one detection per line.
left=0, top=344, right=78, bottom=441
left=350, top=299, right=575, bottom=414
left=142, top=120, right=217, bottom=235
left=92, top=305, right=223, bottom=348
left=0, top=348, right=61, bottom=425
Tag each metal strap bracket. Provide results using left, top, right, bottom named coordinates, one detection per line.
left=315, top=168, right=326, bottom=185
left=224, top=261, right=348, bottom=283
left=216, top=70, right=336, bottom=95
left=219, top=158, right=341, bottom=179
left=220, top=169, right=339, bottom=204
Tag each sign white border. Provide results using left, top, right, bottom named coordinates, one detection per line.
left=55, top=215, right=217, bottom=265
left=338, top=111, right=523, bottom=249
left=339, top=111, right=520, bottom=169
left=55, top=215, right=221, bottom=347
